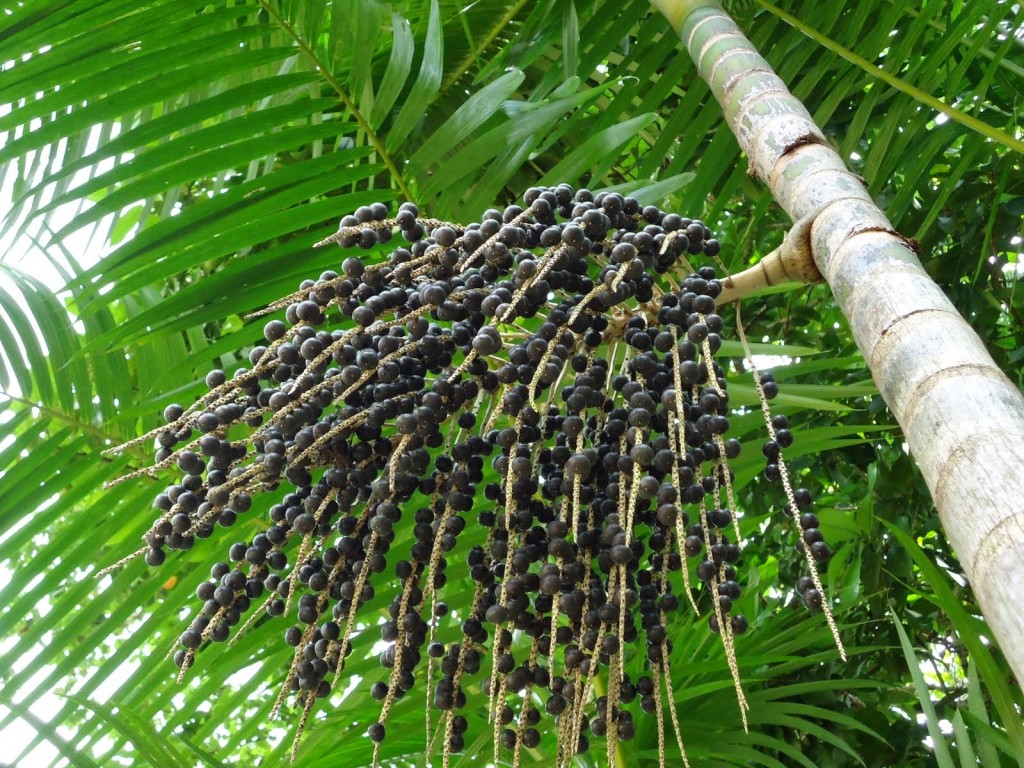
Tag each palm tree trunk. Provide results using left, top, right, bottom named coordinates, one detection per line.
left=651, top=0, right=1024, bottom=685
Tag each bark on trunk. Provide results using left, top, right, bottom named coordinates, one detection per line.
left=650, top=0, right=1024, bottom=685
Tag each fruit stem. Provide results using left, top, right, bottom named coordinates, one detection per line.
left=590, top=674, right=629, bottom=768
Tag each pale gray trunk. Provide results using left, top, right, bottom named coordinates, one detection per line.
left=651, top=0, right=1024, bottom=685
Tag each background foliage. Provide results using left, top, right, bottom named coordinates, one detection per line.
left=0, top=0, right=1022, bottom=766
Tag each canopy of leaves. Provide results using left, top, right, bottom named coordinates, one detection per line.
left=0, top=0, right=1021, bottom=766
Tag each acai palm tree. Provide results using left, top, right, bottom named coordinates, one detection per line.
left=1, top=1, right=1022, bottom=767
